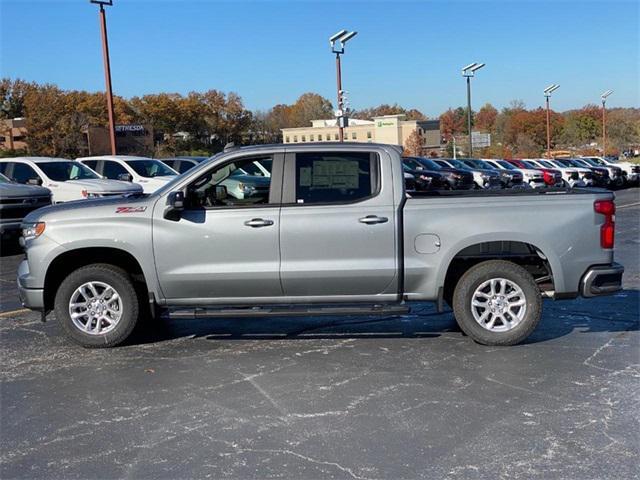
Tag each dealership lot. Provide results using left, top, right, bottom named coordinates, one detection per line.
left=1, top=188, right=638, bottom=479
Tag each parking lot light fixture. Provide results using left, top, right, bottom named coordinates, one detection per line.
left=90, top=0, right=117, bottom=155
left=461, top=62, right=485, bottom=156
left=330, top=30, right=357, bottom=142
left=601, top=90, right=613, bottom=156
left=543, top=84, right=560, bottom=158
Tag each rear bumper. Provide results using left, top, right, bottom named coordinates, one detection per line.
left=580, top=262, right=624, bottom=297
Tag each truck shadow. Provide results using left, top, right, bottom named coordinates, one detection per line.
left=133, top=290, right=639, bottom=345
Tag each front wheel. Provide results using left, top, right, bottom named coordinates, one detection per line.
left=452, top=260, right=542, bottom=346
left=54, top=264, right=140, bottom=348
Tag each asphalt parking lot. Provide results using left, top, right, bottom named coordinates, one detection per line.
left=1, top=188, right=638, bottom=479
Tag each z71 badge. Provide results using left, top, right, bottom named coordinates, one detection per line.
left=116, top=206, right=147, bottom=214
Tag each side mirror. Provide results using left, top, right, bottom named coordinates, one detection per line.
left=27, top=178, right=43, bottom=186
left=118, top=173, right=132, bottom=182
left=214, top=185, right=227, bottom=201
left=164, top=191, right=185, bottom=220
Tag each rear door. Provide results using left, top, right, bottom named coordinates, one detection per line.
left=279, top=149, right=398, bottom=299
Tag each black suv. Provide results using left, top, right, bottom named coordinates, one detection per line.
left=404, top=157, right=474, bottom=190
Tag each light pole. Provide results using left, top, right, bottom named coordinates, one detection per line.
left=90, top=0, right=117, bottom=155
left=461, top=62, right=484, bottom=157
left=601, top=90, right=613, bottom=157
left=330, top=30, right=357, bottom=142
left=543, top=84, right=560, bottom=159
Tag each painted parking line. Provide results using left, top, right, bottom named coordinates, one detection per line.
left=0, top=308, right=30, bottom=318
left=618, top=202, right=640, bottom=209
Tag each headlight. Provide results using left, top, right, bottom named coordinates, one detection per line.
left=480, top=173, right=490, bottom=179
left=22, top=222, right=46, bottom=241
left=237, top=183, right=256, bottom=194
left=81, top=190, right=101, bottom=198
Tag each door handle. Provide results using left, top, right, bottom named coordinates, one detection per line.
left=244, top=218, right=274, bottom=228
left=359, top=215, right=389, bottom=225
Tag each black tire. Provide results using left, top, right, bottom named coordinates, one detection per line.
left=452, top=260, right=542, bottom=346
left=54, top=264, right=140, bottom=348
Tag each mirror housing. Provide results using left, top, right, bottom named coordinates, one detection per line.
left=27, top=178, right=43, bottom=186
left=164, top=191, right=185, bottom=220
left=118, top=173, right=132, bottom=182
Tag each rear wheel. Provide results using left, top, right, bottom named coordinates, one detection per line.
left=54, top=264, right=140, bottom=348
left=452, top=260, right=542, bottom=346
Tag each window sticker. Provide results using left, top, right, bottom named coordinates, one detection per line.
left=310, top=160, right=359, bottom=189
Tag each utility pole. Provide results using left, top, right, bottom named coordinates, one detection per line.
left=543, top=84, right=560, bottom=158
left=461, top=63, right=485, bottom=157
left=90, top=0, right=117, bottom=155
left=601, top=90, right=613, bottom=157
left=330, top=30, right=357, bottom=142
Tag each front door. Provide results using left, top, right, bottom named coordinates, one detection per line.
left=153, top=154, right=283, bottom=303
left=279, top=150, right=398, bottom=299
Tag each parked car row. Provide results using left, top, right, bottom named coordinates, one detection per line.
left=401, top=156, right=637, bottom=192
left=1, top=152, right=637, bottom=240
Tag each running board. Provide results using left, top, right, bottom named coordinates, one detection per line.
left=168, top=304, right=410, bottom=319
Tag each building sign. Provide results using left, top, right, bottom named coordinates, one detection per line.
left=377, top=121, right=395, bottom=127
left=115, top=124, right=145, bottom=133
left=85, top=124, right=154, bottom=156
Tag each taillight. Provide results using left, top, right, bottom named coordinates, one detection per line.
left=81, top=189, right=88, bottom=198
left=594, top=199, right=615, bottom=249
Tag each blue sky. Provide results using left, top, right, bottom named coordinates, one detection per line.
left=1, top=0, right=638, bottom=117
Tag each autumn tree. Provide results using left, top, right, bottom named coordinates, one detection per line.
left=560, top=104, right=602, bottom=147
left=404, top=130, right=423, bottom=156
left=475, top=103, right=498, bottom=133
left=439, top=107, right=467, bottom=140
left=288, top=93, right=333, bottom=127
left=354, top=104, right=427, bottom=121
left=0, top=78, right=35, bottom=119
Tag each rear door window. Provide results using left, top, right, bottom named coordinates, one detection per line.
left=11, top=163, right=40, bottom=184
left=83, top=160, right=99, bottom=171
left=293, top=152, right=378, bottom=204
left=102, top=161, right=128, bottom=179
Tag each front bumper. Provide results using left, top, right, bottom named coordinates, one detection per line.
left=580, top=263, right=624, bottom=297
left=17, top=259, right=45, bottom=310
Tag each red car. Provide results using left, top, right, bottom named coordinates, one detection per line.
left=507, top=159, right=563, bottom=186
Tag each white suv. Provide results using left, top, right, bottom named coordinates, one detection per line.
left=0, top=157, right=142, bottom=203
left=78, top=156, right=178, bottom=193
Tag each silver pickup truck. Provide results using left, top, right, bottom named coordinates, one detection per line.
left=17, top=143, right=624, bottom=348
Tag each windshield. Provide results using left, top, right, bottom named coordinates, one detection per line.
left=555, top=159, right=574, bottom=168
left=38, top=161, right=100, bottom=181
left=522, top=161, right=538, bottom=169
left=403, top=158, right=425, bottom=170
left=588, top=157, right=606, bottom=165
left=417, top=158, right=442, bottom=170
left=580, top=158, right=599, bottom=167
left=125, top=160, right=177, bottom=178
left=497, top=160, right=517, bottom=170
left=539, top=160, right=555, bottom=168
left=567, top=159, right=588, bottom=168
left=463, top=159, right=489, bottom=169
left=445, top=159, right=472, bottom=170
